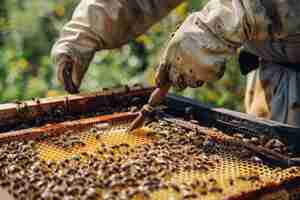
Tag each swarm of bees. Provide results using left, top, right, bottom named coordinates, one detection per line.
left=0, top=119, right=293, bottom=200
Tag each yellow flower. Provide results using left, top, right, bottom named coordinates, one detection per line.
left=136, top=35, right=151, bottom=46
left=47, top=90, right=62, bottom=97
left=175, top=3, right=188, bottom=17
left=17, top=58, right=29, bottom=70
left=55, top=5, right=65, bottom=17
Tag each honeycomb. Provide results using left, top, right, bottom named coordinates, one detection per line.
left=38, top=121, right=153, bottom=162
left=0, top=118, right=300, bottom=200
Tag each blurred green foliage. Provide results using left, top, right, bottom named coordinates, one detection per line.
left=0, top=0, right=245, bottom=111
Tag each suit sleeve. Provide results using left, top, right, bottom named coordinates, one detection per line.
left=158, top=0, right=270, bottom=88
left=51, top=0, right=185, bottom=74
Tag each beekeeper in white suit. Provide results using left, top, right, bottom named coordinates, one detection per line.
left=52, top=0, right=300, bottom=127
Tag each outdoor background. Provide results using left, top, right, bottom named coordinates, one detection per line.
left=0, top=0, right=246, bottom=111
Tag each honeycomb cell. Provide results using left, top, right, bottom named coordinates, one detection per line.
left=1, top=119, right=300, bottom=200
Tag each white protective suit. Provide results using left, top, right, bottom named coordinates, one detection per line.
left=52, top=0, right=300, bottom=126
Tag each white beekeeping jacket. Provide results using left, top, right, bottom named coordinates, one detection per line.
left=51, top=0, right=184, bottom=86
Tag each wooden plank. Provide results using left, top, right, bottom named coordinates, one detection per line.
left=0, top=112, right=138, bottom=143
left=0, top=85, right=154, bottom=131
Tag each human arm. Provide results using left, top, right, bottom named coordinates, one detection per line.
left=51, top=0, right=185, bottom=93
left=155, top=0, right=271, bottom=89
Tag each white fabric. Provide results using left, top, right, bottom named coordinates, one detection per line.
left=160, top=0, right=270, bottom=88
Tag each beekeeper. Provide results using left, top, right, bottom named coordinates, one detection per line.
left=51, top=0, right=300, bottom=126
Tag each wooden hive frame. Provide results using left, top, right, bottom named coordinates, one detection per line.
left=0, top=85, right=300, bottom=200
left=0, top=85, right=299, bottom=147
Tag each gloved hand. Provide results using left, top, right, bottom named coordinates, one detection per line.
left=156, top=13, right=231, bottom=90
left=155, top=0, right=269, bottom=90
left=56, top=54, right=83, bottom=94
